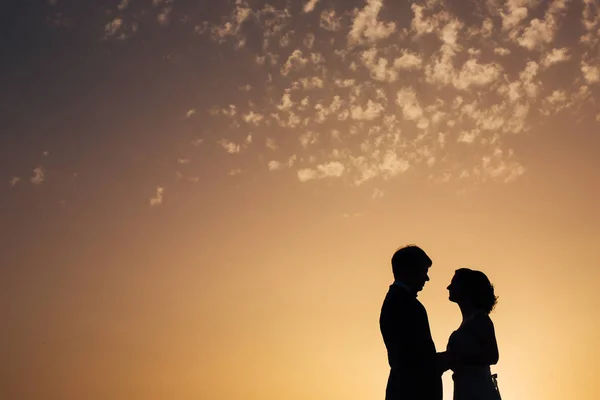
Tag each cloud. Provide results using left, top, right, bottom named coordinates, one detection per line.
left=242, top=111, right=265, bottom=125
left=372, top=188, right=384, bottom=199
left=268, top=161, right=282, bottom=171
left=500, top=0, right=529, bottom=31
left=10, top=177, right=20, bottom=187
left=393, top=51, right=423, bottom=70
left=266, top=138, right=278, bottom=150
left=581, top=61, right=600, bottom=84
left=297, top=161, right=345, bottom=182
left=360, top=48, right=398, bottom=82
left=31, top=166, right=45, bottom=185
left=303, top=0, right=319, bottom=13
left=517, top=18, right=557, bottom=50
left=219, top=139, right=241, bottom=153
left=320, top=9, right=341, bottom=31
left=453, top=59, right=502, bottom=90
left=348, top=0, right=396, bottom=45
left=303, top=33, right=315, bottom=48
left=104, top=18, right=123, bottom=38
left=186, top=109, right=196, bottom=118
left=351, top=100, right=385, bottom=120
left=293, top=76, right=324, bottom=90
left=208, top=0, right=252, bottom=44
left=299, top=131, right=319, bottom=148
left=515, top=0, right=569, bottom=50
left=150, top=186, right=164, bottom=207
left=379, top=151, right=410, bottom=178
left=396, top=88, right=424, bottom=121
left=281, top=49, right=309, bottom=76
left=494, top=47, right=511, bottom=56
left=157, top=6, right=172, bottom=25
left=541, top=47, right=570, bottom=68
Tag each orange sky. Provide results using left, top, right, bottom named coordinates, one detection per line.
left=2, top=1, right=600, bottom=400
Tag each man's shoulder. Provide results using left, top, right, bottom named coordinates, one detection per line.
left=382, top=285, right=424, bottom=312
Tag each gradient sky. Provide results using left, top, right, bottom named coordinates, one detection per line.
left=2, top=0, right=600, bottom=399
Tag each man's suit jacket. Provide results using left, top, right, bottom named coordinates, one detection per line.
left=380, top=284, right=443, bottom=400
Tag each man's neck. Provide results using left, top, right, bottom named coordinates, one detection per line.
left=393, top=280, right=415, bottom=295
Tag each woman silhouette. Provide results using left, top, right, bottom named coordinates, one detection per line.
left=444, top=268, right=501, bottom=400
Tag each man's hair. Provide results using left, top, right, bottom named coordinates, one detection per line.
left=391, top=245, right=432, bottom=279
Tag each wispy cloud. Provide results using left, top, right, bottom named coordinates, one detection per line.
left=150, top=186, right=164, bottom=206
left=31, top=167, right=45, bottom=185
left=303, top=0, right=320, bottom=13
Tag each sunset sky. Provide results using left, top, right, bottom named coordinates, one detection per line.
left=1, top=0, right=600, bottom=399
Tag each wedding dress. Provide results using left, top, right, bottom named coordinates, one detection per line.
left=446, top=312, right=501, bottom=400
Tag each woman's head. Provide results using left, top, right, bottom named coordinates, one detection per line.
left=447, top=268, right=498, bottom=314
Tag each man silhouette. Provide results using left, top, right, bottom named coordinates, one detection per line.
left=380, top=245, right=444, bottom=400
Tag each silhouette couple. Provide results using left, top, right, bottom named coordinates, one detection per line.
left=380, top=245, right=501, bottom=400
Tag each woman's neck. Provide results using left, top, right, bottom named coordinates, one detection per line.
left=458, top=302, right=482, bottom=322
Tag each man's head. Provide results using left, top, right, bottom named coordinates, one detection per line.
left=391, top=245, right=432, bottom=293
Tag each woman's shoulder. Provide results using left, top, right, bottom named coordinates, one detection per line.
left=466, top=312, right=496, bottom=333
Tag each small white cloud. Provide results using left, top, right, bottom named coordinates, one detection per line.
left=266, top=138, right=278, bottom=150
left=453, top=59, right=502, bottom=90
left=178, top=158, right=191, bottom=164
left=279, top=30, right=293, bottom=47
left=396, top=88, right=423, bottom=121
left=191, top=138, right=204, bottom=147
left=281, top=49, right=309, bottom=76
left=348, top=0, right=396, bottom=45
left=297, top=161, right=345, bottom=182
left=303, top=33, right=315, bottom=49
left=351, top=100, right=385, bottom=120
left=494, top=47, right=511, bottom=56
left=186, top=109, right=196, bottom=118
left=320, top=9, right=341, bottom=31
left=242, top=111, right=265, bottom=125
left=581, top=61, right=600, bottom=83
left=10, top=176, right=20, bottom=187
left=219, top=139, right=241, bottom=153
left=541, top=48, right=570, bottom=68
left=517, top=17, right=558, bottom=50
left=372, top=188, right=384, bottom=199
left=117, top=0, right=130, bottom=10
left=379, top=151, right=410, bottom=178
left=157, top=7, right=172, bottom=25
left=207, top=0, right=252, bottom=45
left=303, top=0, right=319, bottom=13
left=268, top=161, right=282, bottom=171
left=393, top=51, right=423, bottom=70
left=104, top=18, right=123, bottom=38
left=31, top=166, right=45, bottom=185
left=458, top=129, right=479, bottom=144
left=229, top=169, right=242, bottom=176
left=298, top=168, right=319, bottom=182
left=299, top=131, right=319, bottom=148
left=150, top=186, right=164, bottom=207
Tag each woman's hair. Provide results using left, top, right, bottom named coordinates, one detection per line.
left=454, top=268, right=498, bottom=314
